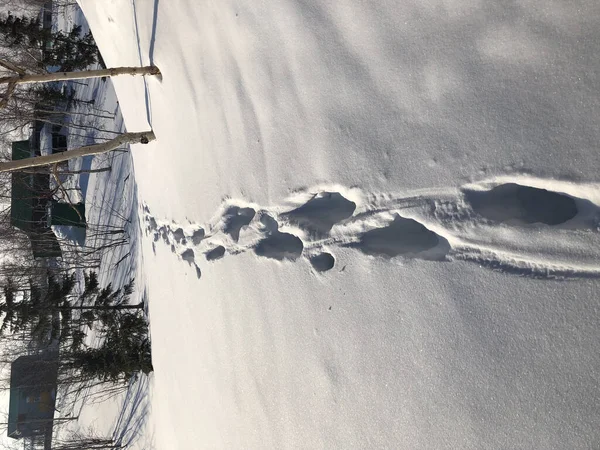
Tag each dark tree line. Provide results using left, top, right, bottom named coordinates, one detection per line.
left=0, top=272, right=153, bottom=383
left=0, top=13, right=100, bottom=72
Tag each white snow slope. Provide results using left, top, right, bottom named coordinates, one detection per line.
left=78, top=1, right=600, bottom=449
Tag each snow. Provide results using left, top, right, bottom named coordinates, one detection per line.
left=71, top=0, right=600, bottom=448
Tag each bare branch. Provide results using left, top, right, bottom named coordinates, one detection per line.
left=0, top=81, right=17, bottom=109
left=0, top=58, right=26, bottom=75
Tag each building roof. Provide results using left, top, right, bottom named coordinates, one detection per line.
left=8, top=352, right=59, bottom=438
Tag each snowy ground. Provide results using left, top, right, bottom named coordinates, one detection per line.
left=75, top=1, right=600, bottom=449
left=57, top=73, right=152, bottom=449
left=53, top=57, right=153, bottom=450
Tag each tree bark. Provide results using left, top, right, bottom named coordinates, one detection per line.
left=0, top=131, right=155, bottom=172
left=0, top=65, right=160, bottom=85
left=62, top=167, right=112, bottom=175
left=19, top=166, right=112, bottom=174
left=61, top=303, right=144, bottom=311
left=0, top=59, right=25, bottom=75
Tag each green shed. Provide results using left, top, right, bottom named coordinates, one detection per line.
left=7, top=352, right=59, bottom=440
left=10, top=141, right=87, bottom=258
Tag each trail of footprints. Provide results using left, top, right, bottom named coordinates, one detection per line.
left=142, top=179, right=600, bottom=280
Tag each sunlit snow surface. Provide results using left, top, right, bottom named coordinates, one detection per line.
left=76, top=0, right=600, bottom=448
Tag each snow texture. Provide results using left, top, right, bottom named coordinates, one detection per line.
left=77, top=0, right=600, bottom=449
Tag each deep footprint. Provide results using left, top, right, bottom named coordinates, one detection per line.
left=181, top=248, right=202, bottom=278
left=181, top=248, right=195, bottom=264
left=465, top=183, right=578, bottom=225
left=255, top=231, right=304, bottom=261
left=349, top=215, right=443, bottom=258
left=191, top=228, right=205, bottom=245
left=282, top=192, right=356, bottom=235
left=205, top=245, right=226, bottom=261
left=173, top=228, right=185, bottom=242
left=309, top=253, right=335, bottom=272
left=158, top=226, right=169, bottom=244
left=259, top=213, right=279, bottom=233
left=223, top=206, right=256, bottom=241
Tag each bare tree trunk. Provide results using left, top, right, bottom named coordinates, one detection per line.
left=19, top=166, right=112, bottom=174
left=61, top=303, right=144, bottom=311
left=0, top=131, right=155, bottom=172
left=62, top=167, right=112, bottom=175
left=0, top=65, right=161, bottom=85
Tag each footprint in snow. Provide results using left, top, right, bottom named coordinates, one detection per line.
left=223, top=206, right=255, bottom=241
left=464, top=183, right=578, bottom=225
left=172, top=228, right=186, bottom=242
left=181, top=249, right=201, bottom=279
left=255, top=231, right=304, bottom=261
left=143, top=178, right=600, bottom=279
left=346, top=214, right=449, bottom=261
left=205, top=246, right=226, bottom=261
left=281, top=192, right=356, bottom=236
left=309, top=252, right=335, bottom=272
left=191, top=228, right=205, bottom=245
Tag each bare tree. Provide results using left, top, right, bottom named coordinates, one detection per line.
left=0, top=58, right=160, bottom=110
left=0, top=0, right=47, bottom=18
left=0, top=65, right=161, bottom=86
left=0, top=130, right=155, bottom=173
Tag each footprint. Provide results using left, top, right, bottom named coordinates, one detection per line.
left=191, top=228, right=205, bottom=245
left=282, top=192, right=356, bottom=235
left=158, top=226, right=169, bottom=244
left=348, top=214, right=448, bottom=259
left=259, top=212, right=279, bottom=233
left=255, top=231, right=304, bottom=261
left=143, top=180, right=600, bottom=279
left=181, top=248, right=195, bottom=263
left=465, top=183, right=578, bottom=225
left=181, top=248, right=202, bottom=278
left=172, top=228, right=185, bottom=242
left=223, top=206, right=256, bottom=241
left=309, top=253, right=335, bottom=272
left=205, top=245, right=226, bottom=261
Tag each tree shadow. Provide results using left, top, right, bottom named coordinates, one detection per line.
left=149, top=0, right=160, bottom=65
left=111, top=373, right=153, bottom=448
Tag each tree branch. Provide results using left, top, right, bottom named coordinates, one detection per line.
left=0, top=82, right=17, bottom=109
left=0, top=58, right=26, bottom=75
